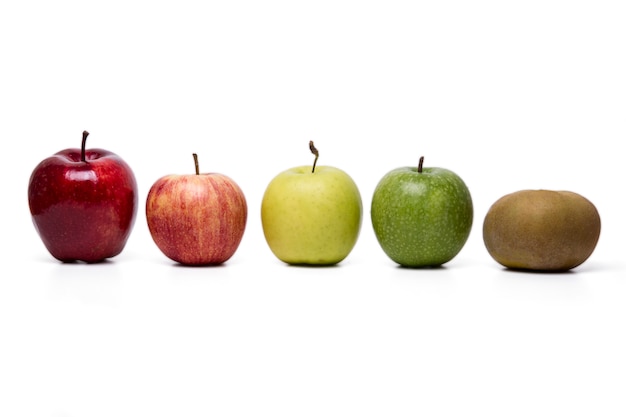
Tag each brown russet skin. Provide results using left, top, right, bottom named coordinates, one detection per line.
left=483, top=190, right=601, bottom=271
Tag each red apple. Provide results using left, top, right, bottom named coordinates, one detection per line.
left=145, top=153, right=248, bottom=265
left=28, top=131, right=138, bottom=263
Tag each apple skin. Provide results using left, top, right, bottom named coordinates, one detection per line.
left=482, top=189, right=601, bottom=271
left=146, top=166, right=248, bottom=266
left=370, top=162, right=473, bottom=267
left=261, top=165, right=363, bottom=265
left=27, top=133, right=138, bottom=263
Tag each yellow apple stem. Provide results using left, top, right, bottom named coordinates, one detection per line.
left=418, top=156, right=424, bottom=173
left=193, top=153, right=200, bottom=175
left=309, top=141, right=319, bottom=173
left=81, top=130, right=89, bottom=162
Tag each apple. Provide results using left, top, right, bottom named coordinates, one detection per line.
left=483, top=189, right=601, bottom=271
left=261, top=141, right=362, bottom=265
left=146, top=153, right=248, bottom=265
left=27, top=130, right=138, bottom=263
left=370, top=156, right=473, bottom=267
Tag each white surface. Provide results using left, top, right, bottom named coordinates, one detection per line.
left=2, top=1, right=625, bottom=416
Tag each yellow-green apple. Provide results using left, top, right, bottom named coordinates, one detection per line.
left=27, top=131, right=138, bottom=263
left=146, top=153, right=248, bottom=266
left=371, top=156, right=473, bottom=267
left=261, top=141, right=362, bottom=265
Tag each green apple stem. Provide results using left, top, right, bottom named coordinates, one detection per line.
left=193, top=153, right=200, bottom=175
left=309, top=141, right=319, bottom=173
left=81, top=131, right=89, bottom=162
left=418, top=156, right=424, bottom=173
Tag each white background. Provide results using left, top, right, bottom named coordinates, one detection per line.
left=2, top=1, right=625, bottom=416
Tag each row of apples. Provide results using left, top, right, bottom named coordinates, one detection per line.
left=27, top=132, right=601, bottom=271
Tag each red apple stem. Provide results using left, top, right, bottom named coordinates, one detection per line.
left=418, top=156, right=424, bottom=173
left=193, top=153, right=200, bottom=175
left=309, top=141, right=319, bottom=173
left=81, top=131, right=89, bottom=162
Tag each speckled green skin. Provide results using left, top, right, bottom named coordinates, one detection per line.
left=261, top=165, right=363, bottom=265
left=371, top=166, right=473, bottom=267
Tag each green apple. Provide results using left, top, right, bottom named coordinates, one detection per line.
left=261, top=141, right=363, bottom=265
left=371, top=156, right=473, bottom=267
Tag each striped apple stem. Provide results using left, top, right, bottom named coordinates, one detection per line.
left=418, top=156, right=424, bottom=173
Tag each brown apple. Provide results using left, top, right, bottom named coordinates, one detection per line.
left=483, top=189, right=601, bottom=271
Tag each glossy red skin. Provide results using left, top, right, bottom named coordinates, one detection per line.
left=146, top=173, right=247, bottom=265
left=28, top=148, right=138, bottom=263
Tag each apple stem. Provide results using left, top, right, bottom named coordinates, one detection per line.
left=418, top=156, right=424, bottom=173
left=81, top=131, right=89, bottom=162
left=309, top=141, right=319, bottom=173
left=193, top=153, right=200, bottom=175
